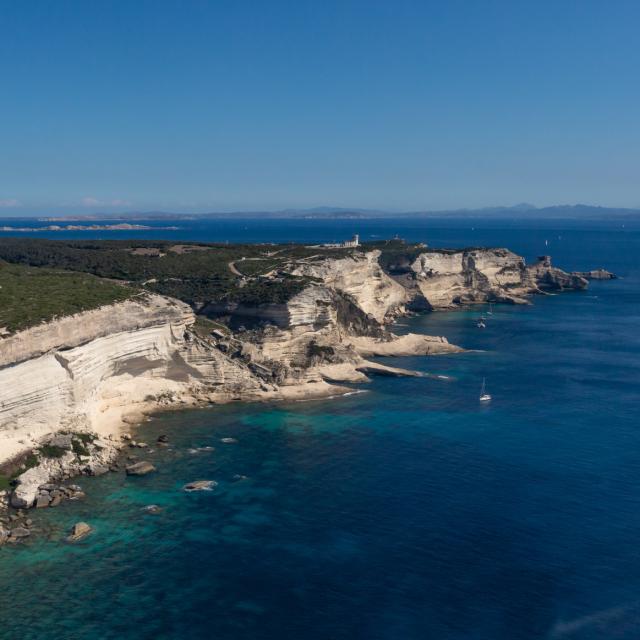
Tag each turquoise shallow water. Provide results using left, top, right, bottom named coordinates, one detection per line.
left=1, top=220, right=639, bottom=639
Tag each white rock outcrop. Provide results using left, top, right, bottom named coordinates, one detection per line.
left=0, top=294, right=260, bottom=468
left=289, top=250, right=409, bottom=322
left=410, top=248, right=532, bottom=308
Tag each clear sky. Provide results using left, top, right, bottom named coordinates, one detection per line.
left=1, top=0, right=639, bottom=216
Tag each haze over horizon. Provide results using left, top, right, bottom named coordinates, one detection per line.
left=1, top=1, right=639, bottom=216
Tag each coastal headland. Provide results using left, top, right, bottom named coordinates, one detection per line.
left=0, top=238, right=613, bottom=522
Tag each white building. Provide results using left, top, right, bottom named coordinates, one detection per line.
left=342, top=234, right=359, bottom=248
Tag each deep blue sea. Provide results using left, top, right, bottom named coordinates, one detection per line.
left=1, top=218, right=639, bottom=639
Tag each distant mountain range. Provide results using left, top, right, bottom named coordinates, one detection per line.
left=35, top=203, right=640, bottom=222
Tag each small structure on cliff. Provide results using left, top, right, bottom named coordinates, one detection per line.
left=318, top=234, right=360, bottom=249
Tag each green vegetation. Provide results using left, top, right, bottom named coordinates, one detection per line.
left=0, top=450, right=40, bottom=490
left=193, top=315, right=231, bottom=338
left=0, top=239, right=355, bottom=313
left=71, top=439, right=90, bottom=457
left=364, top=239, right=426, bottom=274
left=38, top=444, right=67, bottom=459
left=0, top=237, right=436, bottom=333
left=0, top=261, right=135, bottom=334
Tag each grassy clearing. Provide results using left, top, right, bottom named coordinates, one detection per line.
left=0, top=262, right=135, bottom=334
left=193, top=315, right=231, bottom=338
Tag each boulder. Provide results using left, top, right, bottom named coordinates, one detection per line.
left=87, top=464, right=109, bottom=476
left=125, top=461, right=156, bottom=476
left=10, top=492, right=31, bottom=509
left=35, top=493, right=51, bottom=508
left=141, top=504, right=162, bottom=514
left=46, top=434, right=73, bottom=449
left=9, top=527, right=30, bottom=539
left=183, top=480, right=217, bottom=492
left=66, top=522, right=92, bottom=542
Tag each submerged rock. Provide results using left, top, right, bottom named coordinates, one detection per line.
left=141, top=504, right=162, bottom=514
left=125, top=461, right=156, bottom=476
left=10, top=527, right=30, bottom=539
left=183, top=480, right=218, bottom=492
left=66, top=522, right=92, bottom=542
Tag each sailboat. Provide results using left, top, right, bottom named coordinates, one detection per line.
left=487, top=302, right=494, bottom=316
left=479, top=378, right=491, bottom=402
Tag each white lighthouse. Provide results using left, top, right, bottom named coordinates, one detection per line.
left=343, top=234, right=359, bottom=248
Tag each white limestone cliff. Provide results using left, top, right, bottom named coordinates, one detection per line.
left=289, top=250, right=409, bottom=322
left=408, top=249, right=588, bottom=308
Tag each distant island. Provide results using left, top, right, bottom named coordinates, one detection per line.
left=0, top=223, right=179, bottom=232
left=18, top=203, right=640, bottom=222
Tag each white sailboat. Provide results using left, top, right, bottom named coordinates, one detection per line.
left=479, top=378, right=491, bottom=402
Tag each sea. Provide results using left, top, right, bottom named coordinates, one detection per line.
left=0, top=217, right=639, bottom=640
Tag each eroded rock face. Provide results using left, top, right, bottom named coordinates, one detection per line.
left=526, top=256, right=588, bottom=291
left=409, top=249, right=531, bottom=308
left=407, top=249, right=590, bottom=308
left=289, top=250, right=409, bottom=323
left=0, top=294, right=262, bottom=470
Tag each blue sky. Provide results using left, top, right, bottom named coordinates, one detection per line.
left=1, top=0, right=639, bottom=215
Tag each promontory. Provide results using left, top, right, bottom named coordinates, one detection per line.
left=0, top=237, right=611, bottom=509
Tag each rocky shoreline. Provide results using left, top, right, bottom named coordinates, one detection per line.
left=0, top=244, right=615, bottom=545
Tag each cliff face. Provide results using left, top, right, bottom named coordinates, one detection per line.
left=408, top=249, right=588, bottom=308
left=0, top=294, right=261, bottom=468
left=289, top=250, right=409, bottom=322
